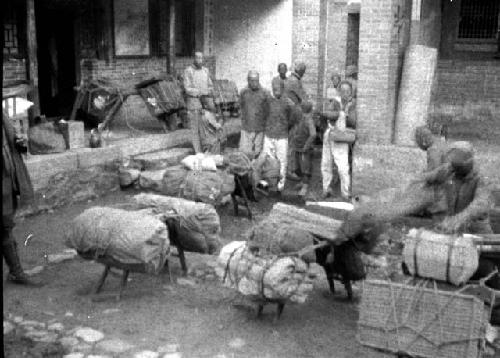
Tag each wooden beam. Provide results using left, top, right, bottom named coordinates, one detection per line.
left=167, top=0, right=176, bottom=75
left=26, top=0, right=40, bottom=117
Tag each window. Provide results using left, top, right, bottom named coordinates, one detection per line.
left=175, top=0, right=196, bottom=57
left=458, top=0, right=499, bottom=40
left=3, top=0, right=26, bottom=58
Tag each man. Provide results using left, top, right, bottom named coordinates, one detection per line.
left=284, top=62, right=310, bottom=181
left=239, top=71, right=269, bottom=158
left=258, top=79, right=295, bottom=193
left=183, top=52, right=215, bottom=153
left=3, top=111, right=43, bottom=286
left=271, top=63, right=288, bottom=98
left=326, top=72, right=342, bottom=102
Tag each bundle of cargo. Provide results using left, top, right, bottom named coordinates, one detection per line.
left=402, top=228, right=479, bottom=286
left=66, top=207, right=170, bottom=274
left=216, top=241, right=317, bottom=304
left=181, top=170, right=234, bottom=206
left=133, top=193, right=222, bottom=254
left=135, top=77, right=185, bottom=117
left=28, top=119, right=67, bottom=155
left=212, top=79, right=240, bottom=117
left=358, top=279, right=491, bottom=358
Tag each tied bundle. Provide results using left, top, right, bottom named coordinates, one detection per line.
left=216, top=241, right=317, bottom=304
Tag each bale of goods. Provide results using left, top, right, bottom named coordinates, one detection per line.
left=132, top=193, right=222, bottom=254
left=358, top=279, right=490, bottom=358
left=28, top=121, right=67, bottom=155
left=135, top=78, right=185, bottom=117
left=162, top=165, right=189, bottom=196
left=226, top=151, right=252, bottom=176
left=403, top=229, right=479, bottom=286
left=216, top=241, right=317, bottom=303
left=181, top=153, right=218, bottom=172
left=246, top=220, right=317, bottom=263
left=265, top=203, right=344, bottom=243
left=181, top=170, right=235, bottom=206
left=66, top=207, right=170, bottom=274
left=213, top=80, right=239, bottom=105
left=118, top=166, right=141, bottom=187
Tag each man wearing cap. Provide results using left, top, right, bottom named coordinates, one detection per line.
left=183, top=52, right=215, bottom=153
left=239, top=71, right=270, bottom=158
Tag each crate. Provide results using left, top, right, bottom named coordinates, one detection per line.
left=358, top=279, right=491, bottom=358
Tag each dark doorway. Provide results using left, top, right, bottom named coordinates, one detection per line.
left=346, top=13, right=360, bottom=69
left=36, top=1, right=77, bottom=117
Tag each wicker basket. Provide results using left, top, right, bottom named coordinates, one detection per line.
left=358, top=279, right=491, bottom=358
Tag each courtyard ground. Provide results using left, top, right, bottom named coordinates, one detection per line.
left=3, top=127, right=500, bottom=358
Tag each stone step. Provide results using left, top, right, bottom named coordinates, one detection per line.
left=131, top=147, right=194, bottom=171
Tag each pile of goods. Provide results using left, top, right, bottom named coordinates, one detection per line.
left=120, top=153, right=235, bottom=206
left=66, top=207, right=170, bottom=274
left=133, top=193, right=222, bottom=254
left=216, top=241, right=317, bottom=303
left=28, top=117, right=67, bottom=155
left=212, top=79, right=240, bottom=117
left=135, top=77, right=185, bottom=118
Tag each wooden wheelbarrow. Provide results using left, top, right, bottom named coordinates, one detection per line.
left=79, top=217, right=188, bottom=302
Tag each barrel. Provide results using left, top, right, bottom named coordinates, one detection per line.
left=403, top=229, right=479, bottom=286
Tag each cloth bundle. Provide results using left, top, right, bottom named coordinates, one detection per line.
left=226, top=151, right=252, bottom=176
left=133, top=193, right=222, bottom=254
left=181, top=170, right=234, bottom=206
left=66, top=207, right=170, bottom=274
left=28, top=121, right=67, bottom=155
left=216, top=241, right=317, bottom=303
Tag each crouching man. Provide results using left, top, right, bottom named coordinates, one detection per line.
left=3, top=111, right=43, bottom=286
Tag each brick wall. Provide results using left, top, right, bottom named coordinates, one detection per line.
left=356, top=0, right=404, bottom=145
left=3, top=58, right=27, bottom=84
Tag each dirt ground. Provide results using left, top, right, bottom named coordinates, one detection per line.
left=3, top=140, right=499, bottom=358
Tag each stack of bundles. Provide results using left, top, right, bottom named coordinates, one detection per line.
left=246, top=220, right=317, bottom=263
left=66, top=207, right=170, bottom=274
left=216, top=241, right=317, bottom=303
left=213, top=80, right=239, bottom=106
left=182, top=170, right=234, bottom=206
left=252, top=154, right=281, bottom=189
left=403, top=228, right=479, bottom=286
left=161, top=165, right=190, bottom=196
left=28, top=119, right=67, bottom=155
left=136, top=77, right=185, bottom=117
left=133, top=193, right=222, bottom=254
left=225, top=151, right=252, bottom=176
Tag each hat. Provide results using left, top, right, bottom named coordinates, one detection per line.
left=247, top=70, right=259, bottom=79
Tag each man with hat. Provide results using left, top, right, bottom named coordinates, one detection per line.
left=238, top=71, right=270, bottom=158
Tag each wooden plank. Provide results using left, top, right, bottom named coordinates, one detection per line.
left=26, top=0, right=40, bottom=117
left=167, top=0, right=176, bottom=75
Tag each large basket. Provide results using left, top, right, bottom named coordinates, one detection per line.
left=358, top=279, right=491, bottom=358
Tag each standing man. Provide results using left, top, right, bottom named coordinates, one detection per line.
left=183, top=52, right=215, bottom=153
left=284, top=62, right=310, bottom=181
left=271, top=63, right=288, bottom=98
left=345, top=65, right=358, bottom=99
left=239, top=71, right=269, bottom=159
left=3, top=111, right=43, bottom=286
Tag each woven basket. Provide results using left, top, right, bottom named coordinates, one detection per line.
left=358, top=279, right=490, bottom=358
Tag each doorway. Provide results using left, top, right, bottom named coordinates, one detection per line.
left=36, top=1, right=77, bottom=117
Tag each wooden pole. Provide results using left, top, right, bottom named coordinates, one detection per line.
left=167, top=0, right=176, bottom=75
left=26, top=0, right=40, bottom=117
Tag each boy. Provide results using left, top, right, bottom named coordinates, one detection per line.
left=258, top=81, right=295, bottom=192
left=321, top=100, right=355, bottom=200
left=290, top=102, right=316, bottom=196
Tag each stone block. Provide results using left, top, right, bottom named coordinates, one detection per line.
left=132, top=148, right=194, bottom=170
left=62, top=121, right=85, bottom=149
left=26, top=152, right=79, bottom=190
left=76, top=146, right=122, bottom=168
left=352, top=144, right=426, bottom=195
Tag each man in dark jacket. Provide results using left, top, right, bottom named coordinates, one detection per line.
left=3, top=111, right=43, bottom=286
left=271, top=63, right=288, bottom=98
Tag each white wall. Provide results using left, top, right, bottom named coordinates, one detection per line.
left=213, top=0, right=293, bottom=92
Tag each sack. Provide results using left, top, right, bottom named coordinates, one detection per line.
left=226, top=151, right=252, bottom=176
left=329, top=128, right=356, bottom=143
left=181, top=170, right=234, bottom=206
left=136, top=78, right=185, bottom=117
left=28, top=121, right=67, bottom=155
left=132, top=194, right=222, bottom=254
left=118, top=167, right=141, bottom=187
left=181, top=153, right=218, bottom=172
left=66, top=207, right=170, bottom=274
left=213, top=80, right=239, bottom=105
left=161, top=165, right=189, bottom=196
left=216, top=241, right=317, bottom=303
left=403, top=228, right=479, bottom=286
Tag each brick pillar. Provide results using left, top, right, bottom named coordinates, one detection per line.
left=292, top=0, right=321, bottom=105
left=356, top=0, right=401, bottom=145
left=325, top=1, right=348, bottom=84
